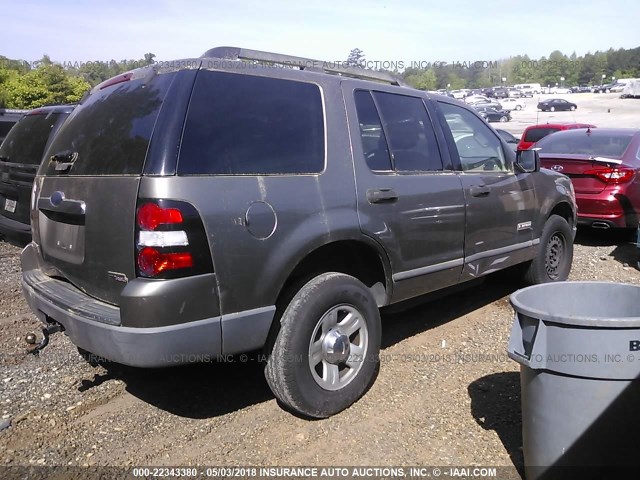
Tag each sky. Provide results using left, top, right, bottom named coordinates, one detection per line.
left=1, top=0, right=639, bottom=65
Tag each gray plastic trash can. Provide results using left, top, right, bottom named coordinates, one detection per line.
left=508, top=281, right=640, bottom=479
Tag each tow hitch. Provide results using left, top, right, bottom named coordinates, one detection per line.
left=25, top=321, right=64, bottom=355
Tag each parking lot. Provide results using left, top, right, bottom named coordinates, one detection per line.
left=495, top=92, right=640, bottom=137
left=1, top=93, right=640, bottom=476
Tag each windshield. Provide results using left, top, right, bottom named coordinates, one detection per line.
left=41, top=73, right=173, bottom=176
left=536, top=132, right=635, bottom=157
left=0, top=113, right=67, bottom=165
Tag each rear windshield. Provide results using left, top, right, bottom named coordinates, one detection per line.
left=41, top=73, right=173, bottom=176
left=0, top=113, right=67, bottom=165
left=536, top=132, right=635, bottom=158
left=0, top=121, right=16, bottom=142
left=523, top=127, right=560, bottom=143
left=178, top=71, right=325, bottom=175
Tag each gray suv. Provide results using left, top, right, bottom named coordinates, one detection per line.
left=21, top=47, right=577, bottom=418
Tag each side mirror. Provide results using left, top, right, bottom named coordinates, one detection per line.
left=515, top=148, right=540, bottom=173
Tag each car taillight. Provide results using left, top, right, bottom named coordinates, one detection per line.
left=585, top=167, right=635, bottom=184
left=138, top=247, right=193, bottom=277
left=137, top=203, right=183, bottom=230
left=135, top=199, right=213, bottom=279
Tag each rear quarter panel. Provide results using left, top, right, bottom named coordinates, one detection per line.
left=534, top=168, right=577, bottom=237
left=140, top=74, right=372, bottom=315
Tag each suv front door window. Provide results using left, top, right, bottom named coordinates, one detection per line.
left=438, top=101, right=537, bottom=279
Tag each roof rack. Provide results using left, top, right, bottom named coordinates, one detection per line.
left=200, top=46, right=407, bottom=87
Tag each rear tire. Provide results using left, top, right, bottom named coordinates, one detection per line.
left=523, top=215, right=573, bottom=284
left=264, top=272, right=381, bottom=418
left=550, top=106, right=555, bottom=112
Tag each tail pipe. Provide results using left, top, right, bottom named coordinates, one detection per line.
left=25, top=320, right=64, bottom=355
left=592, top=222, right=611, bottom=229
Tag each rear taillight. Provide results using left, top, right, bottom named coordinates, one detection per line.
left=138, top=247, right=193, bottom=277
left=137, top=203, right=183, bottom=230
left=135, top=199, right=213, bottom=279
left=585, top=167, right=635, bottom=184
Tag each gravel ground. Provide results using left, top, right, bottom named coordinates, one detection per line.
left=0, top=230, right=639, bottom=478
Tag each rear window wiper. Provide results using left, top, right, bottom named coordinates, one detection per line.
left=50, top=151, right=78, bottom=171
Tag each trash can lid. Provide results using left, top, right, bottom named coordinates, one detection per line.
left=510, top=281, right=640, bottom=327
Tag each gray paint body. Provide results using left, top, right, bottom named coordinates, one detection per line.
left=21, top=56, right=577, bottom=367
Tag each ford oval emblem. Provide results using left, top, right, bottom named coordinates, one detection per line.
left=551, top=165, right=564, bottom=172
left=50, top=191, right=65, bottom=206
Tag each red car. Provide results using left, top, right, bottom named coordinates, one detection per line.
left=536, top=128, right=640, bottom=229
left=517, top=123, right=596, bottom=150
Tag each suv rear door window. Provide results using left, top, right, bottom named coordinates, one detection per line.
left=41, top=74, right=174, bottom=176
left=373, top=92, right=444, bottom=172
left=353, top=91, right=392, bottom=171
left=353, top=90, right=444, bottom=172
left=0, top=113, right=65, bottom=165
left=178, top=71, right=325, bottom=175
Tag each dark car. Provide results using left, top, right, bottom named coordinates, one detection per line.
left=0, top=109, right=29, bottom=144
left=20, top=46, right=576, bottom=418
left=489, top=87, right=509, bottom=99
left=571, top=85, right=591, bottom=93
left=537, top=128, right=640, bottom=229
left=495, top=129, right=519, bottom=151
left=517, top=123, right=597, bottom=150
left=0, top=105, right=74, bottom=244
left=537, top=98, right=577, bottom=112
left=593, top=83, right=616, bottom=93
left=474, top=106, right=511, bottom=122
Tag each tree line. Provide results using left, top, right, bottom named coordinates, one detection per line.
left=0, top=53, right=156, bottom=109
left=0, top=46, right=638, bottom=109
left=349, top=47, right=640, bottom=91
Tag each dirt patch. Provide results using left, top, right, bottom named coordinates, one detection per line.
left=1, top=230, right=638, bottom=472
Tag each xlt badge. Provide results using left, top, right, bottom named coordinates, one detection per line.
left=107, top=271, right=129, bottom=283
left=517, top=221, right=532, bottom=231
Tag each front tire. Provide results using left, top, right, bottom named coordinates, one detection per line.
left=265, top=272, right=381, bottom=418
left=523, top=215, right=573, bottom=284
left=550, top=106, right=555, bottom=112
left=570, top=105, right=576, bottom=111
left=499, top=116, right=508, bottom=122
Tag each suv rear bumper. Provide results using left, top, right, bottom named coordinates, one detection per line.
left=21, top=243, right=275, bottom=367
left=22, top=271, right=223, bottom=368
